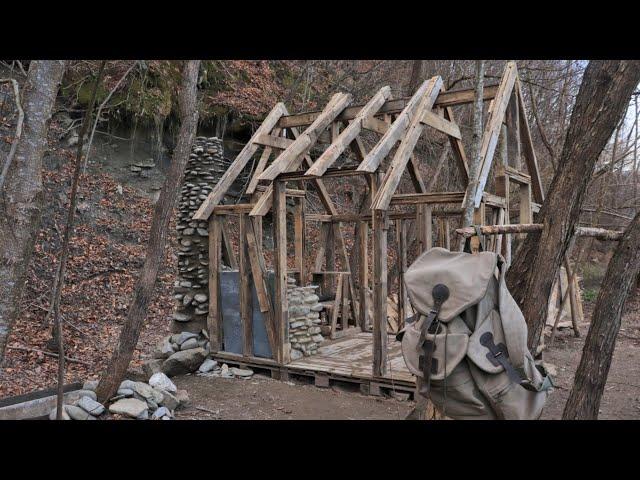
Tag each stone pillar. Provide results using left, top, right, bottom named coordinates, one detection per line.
left=172, top=137, right=231, bottom=333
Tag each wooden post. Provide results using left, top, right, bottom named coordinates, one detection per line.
left=325, top=225, right=335, bottom=294
left=397, top=219, right=408, bottom=330
left=424, top=205, right=433, bottom=250
left=358, top=218, right=369, bottom=331
left=208, top=215, right=222, bottom=352
left=273, top=180, right=290, bottom=364
left=294, top=197, right=305, bottom=285
left=239, top=214, right=253, bottom=357
left=519, top=183, right=532, bottom=240
left=373, top=210, right=389, bottom=377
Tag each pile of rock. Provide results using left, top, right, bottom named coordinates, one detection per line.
left=287, top=277, right=325, bottom=360
left=145, top=330, right=210, bottom=377
left=49, top=382, right=106, bottom=420
left=173, top=137, right=246, bottom=333
left=196, top=359, right=254, bottom=379
left=108, top=373, right=189, bottom=420
left=48, top=374, right=190, bottom=421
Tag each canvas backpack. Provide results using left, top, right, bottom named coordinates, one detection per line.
left=398, top=246, right=554, bottom=420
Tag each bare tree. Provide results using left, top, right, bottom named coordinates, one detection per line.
left=461, top=60, right=485, bottom=230
left=506, top=60, right=640, bottom=352
left=563, top=209, right=640, bottom=419
left=95, top=60, right=201, bottom=402
left=49, top=61, right=105, bottom=419
left=0, top=61, right=66, bottom=361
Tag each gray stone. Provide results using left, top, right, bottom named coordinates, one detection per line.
left=75, top=389, right=97, bottom=401
left=83, top=380, right=99, bottom=391
left=117, top=388, right=134, bottom=397
left=65, top=405, right=92, bottom=420
left=230, top=367, right=254, bottom=378
left=109, top=398, right=148, bottom=419
left=290, top=349, right=304, bottom=360
left=49, top=407, right=71, bottom=420
left=148, top=372, right=177, bottom=393
left=175, top=389, right=190, bottom=407
left=172, top=312, right=190, bottom=322
left=77, top=396, right=105, bottom=416
left=180, top=338, right=199, bottom=350
left=173, top=331, right=199, bottom=346
left=152, top=406, right=172, bottom=420
left=310, top=304, right=324, bottom=312
left=161, top=347, right=207, bottom=376
left=156, top=388, right=180, bottom=410
left=304, top=294, right=320, bottom=303
left=194, top=293, right=208, bottom=303
left=311, top=334, right=324, bottom=343
left=142, top=358, right=164, bottom=378
left=198, top=358, right=218, bottom=373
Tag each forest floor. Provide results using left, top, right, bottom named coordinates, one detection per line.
left=1, top=100, right=639, bottom=418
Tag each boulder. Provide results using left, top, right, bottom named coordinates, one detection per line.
left=109, top=398, right=148, bottom=419
left=148, top=372, right=177, bottom=393
left=174, top=389, right=190, bottom=407
left=142, top=359, right=164, bottom=378
left=82, top=380, right=99, bottom=391
left=230, top=367, right=254, bottom=378
left=74, top=389, right=97, bottom=401
left=77, top=396, right=105, bottom=416
left=198, top=358, right=218, bottom=373
left=161, top=347, right=207, bottom=376
left=49, top=407, right=71, bottom=420
left=180, top=337, right=199, bottom=350
left=172, top=331, right=199, bottom=346
left=156, top=388, right=180, bottom=410
left=65, top=405, right=93, bottom=421
left=116, top=388, right=134, bottom=397
left=152, top=406, right=172, bottom=420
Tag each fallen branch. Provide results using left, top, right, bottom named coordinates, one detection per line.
left=0, top=78, right=24, bottom=191
left=7, top=345, right=91, bottom=366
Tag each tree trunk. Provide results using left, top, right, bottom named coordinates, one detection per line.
left=506, top=60, right=640, bottom=353
left=0, top=60, right=66, bottom=361
left=563, top=210, right=640, bottom=419
left=95, top=60, right=201, bottom=402
left=461, top=60, right=484, bottom=230
left=405, top=60, right=424, bottom=95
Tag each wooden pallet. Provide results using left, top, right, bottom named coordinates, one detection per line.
left=211, top=332, right=416, bottom=398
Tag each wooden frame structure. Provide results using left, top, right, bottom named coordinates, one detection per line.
left=193, top=61, right=578, bottom=391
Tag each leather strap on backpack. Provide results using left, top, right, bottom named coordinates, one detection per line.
left=417, top=284, right=449, bottom=398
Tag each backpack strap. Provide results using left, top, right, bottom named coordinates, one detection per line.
left=463, top=225, right=486, bottom=254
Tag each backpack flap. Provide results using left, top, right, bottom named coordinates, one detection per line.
left=404, top=247, right=498, bottom=322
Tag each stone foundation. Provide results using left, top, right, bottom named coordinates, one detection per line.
left=287, top=277, right=325, bottom=360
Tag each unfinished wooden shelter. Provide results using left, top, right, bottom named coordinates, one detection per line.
left=192, top=61, right=581, bottom=395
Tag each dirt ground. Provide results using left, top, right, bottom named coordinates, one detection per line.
left=172, top=374, right=413, bottom=420
left=171, top=292, right=640, bottom=421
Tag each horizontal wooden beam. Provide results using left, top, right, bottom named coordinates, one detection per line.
left=276, top=84, right=500, bottom=129
left=389, top=191, right=465, bottom=206
left=254, top=133, right=293, bottom=150
left=276, top=167, right=370, bottom=182
left=456, top=223, right=624, bottom=241
left=420, top=110, right=462, bottom=139
left=504, top=165, right=531, bottom=185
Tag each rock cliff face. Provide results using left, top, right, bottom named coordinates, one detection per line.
left=172, top=137, right=247, bottom=333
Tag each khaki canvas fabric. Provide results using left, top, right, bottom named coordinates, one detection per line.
left=400, top=247, right=552, bottom=420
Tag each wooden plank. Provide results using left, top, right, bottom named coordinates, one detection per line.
left=372, top=210, right=388, bottom=377
left=421, top=110, right=462, bottom=139
left=519, top=182, right=532, bottom=240
left=358, top=217, right=369, bottom=331
left=220, top=220, right=237, bottom=269
left=472, top=61, right=518, bottom=207
left=306, top=86, right=391, bottom=177
left=246, top=127, right=281, bottom=195
left=276, top=84, right=500, bottom=128
left=244, top=217, right=278, bottom=357
left=504, top=165, right=530, bottom=185
left=254, top=133, right=294, bottom=150
left=362, top=115, right=389, bottom=135
left=372, top=77, right=443, bottom=210
left=294, top=198, right=305, bottom=285
left=208, top=215, right=222, bottom=352
left=389, top=191, right=465, bottom=206
left=194, top=102, right=287, bottom=220
left=273, top=180, right=289, bottom=364
left=259, top=92, right=353, bottom=182
left=506, top=92, right=521, bottom=169
left=358, top=77, right=442, bottom=173
left=314, top=223, right=331, bottom=273
left=515, top=77, right=545, bottom=204
left=424, top=205, right=433, bottom=250
left=239, top=214, right=253, bottom=357
left=330, top=274, right=344, bottom=340
left=443, top=103, right=469, bottom=182
left=212, top=203, right=255, bottom=214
